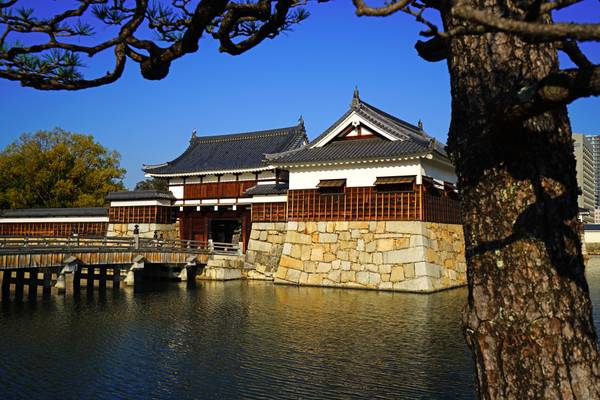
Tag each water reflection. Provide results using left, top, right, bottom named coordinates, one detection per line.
left=4, top=264, right=600, bottom=399
left=0, top=279, right=478, bottom=399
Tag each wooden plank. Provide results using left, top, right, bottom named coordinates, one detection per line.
left=419, top=185, right=423, bottom=221
left=375, top=189, right=379, bottom=220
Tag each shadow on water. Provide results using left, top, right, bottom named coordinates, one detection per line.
left=10, top=258, right=600, bottom=400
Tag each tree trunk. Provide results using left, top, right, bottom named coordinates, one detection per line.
left=443, top=2, right=600, bottom=398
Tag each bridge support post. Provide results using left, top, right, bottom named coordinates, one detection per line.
left=55, top=256, right=80, bottom=293
left=178, top=266, right=188, bottom=282
left=55, top=272, right=67, bottom=293
left=42, top=270, right=52, bottom=297
left=113, top=267, right=121, bottom=289
left=125, top=255, right=145, bottom=286
left=178, top=257, right=198, bottom=282
left=99, top=267, right=107, bottom=290
left=2, top=271, right=11, bottom=301
left=28, top=269, right=38, bottom=300
left=14, top=270, right=24, bottom=301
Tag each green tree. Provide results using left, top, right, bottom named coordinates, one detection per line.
left=0, top=128, right=125, bottom=209
left=134, top=177, right=169, bottom=191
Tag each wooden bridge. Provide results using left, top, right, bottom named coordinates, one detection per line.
left=0, top=235, right=242, bottom=300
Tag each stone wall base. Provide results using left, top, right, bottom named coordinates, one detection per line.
left=196, top=254, right=246, bottom=281
left=244, top=222, right=287, bottom=280
left=273, top=220, right=466, bottom=293
left=107, top=222, right=178, bottom=239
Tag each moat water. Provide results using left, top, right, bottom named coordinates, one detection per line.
left=2, top=265, right=600, bottom=399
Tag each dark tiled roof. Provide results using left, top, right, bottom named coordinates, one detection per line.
left=143, top=123, right=307, bottom=176
left=310, top=96, right=436, bottom=146
left=0, top=207, right=108, bottom=218
left=268, top=138, right=436, bottom=165
left=106, top=190, right=175, bottom=201
left=267, top=93, right=448, bottom=166
left=245, top=183, right=289, bottom=196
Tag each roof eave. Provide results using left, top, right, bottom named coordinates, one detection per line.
left=144, top=165, right=276, bottom=178
left=270, top=152, right=434, bottom=169
left=426, top=151, right=454, bottom=168
left=142, top=162, right=169, bottom=171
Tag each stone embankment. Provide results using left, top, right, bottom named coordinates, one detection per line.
left=271, top=221, right=466, bottom=292
left=197, top=254, right=246, bottom=280
left=244, top=222, right=287, bottom=280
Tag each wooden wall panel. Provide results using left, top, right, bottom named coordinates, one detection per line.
left=184, top=181, right=257, bottom=200
left=0, top=222, right=108, bottom=236
left=109, top=206, right=173, bottom=224
left=287, top=185, right=461, bottom=224
left=251, top=203, right=287, bottom=222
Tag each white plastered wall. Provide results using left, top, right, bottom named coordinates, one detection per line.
left=288, top=160, right=423, bottom=189
left=0, top=217, right=109, bottom=223
left=110, top=199, right=172, bottom=207
left=420, top=159, right=458, bottom=184
left=585, top=230, right=600, bottom=243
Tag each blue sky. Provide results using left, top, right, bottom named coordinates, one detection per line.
left=1, top=2, right=598, bottom=188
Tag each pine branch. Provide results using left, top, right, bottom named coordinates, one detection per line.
left=0, top=0, right=312, bottom=89
left=452, top=5, right=600, bottom=42
left=506, top=65, right=600, bottom=120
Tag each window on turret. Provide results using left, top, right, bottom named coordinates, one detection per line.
left=374, top=176, right=415, bottom=193
left=444, top=182, right=460, bottom=200
left=317, top=179, right=346, bottom=194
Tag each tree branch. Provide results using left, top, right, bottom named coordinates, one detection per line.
left=506, top=65, right=600, bottom=120
left=0, top=1, right=17, bottom=9
left=353, top=0, right=413, bottom=16
left=452, top=5, right=600, bottom=42
left=0, top=0, right=311, bottom=89
left=539, top=0, right=583, bottom=14
left=415, top=36, right=448, bottom=61
left=558, top=40, right=592, bottom=69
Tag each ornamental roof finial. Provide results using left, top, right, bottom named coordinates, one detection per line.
left=351, top=86, right=360, bottom=109
left=418, top=119, right=424, bottom=131
left=190, top=129, right=197, bottom=143
left=298, top=115, right=304, bottom=127
left=428, top=137, right=437, bottom=150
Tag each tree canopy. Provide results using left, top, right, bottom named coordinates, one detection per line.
left=134, top=177, right=168, bottom=191
left=0, top=128, right=125, bottom=209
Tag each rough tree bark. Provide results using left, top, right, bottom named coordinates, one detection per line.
left=443, top=1, right=600, bottom=398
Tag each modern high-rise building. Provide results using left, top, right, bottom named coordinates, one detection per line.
left=586, top=134, right=600, bottom=207
left=573, top=133, right=596, bottom=223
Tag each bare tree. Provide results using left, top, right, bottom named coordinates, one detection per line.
left=0, top=0, right=309, bottom=90
left=353, top=0, right=600, bottom=398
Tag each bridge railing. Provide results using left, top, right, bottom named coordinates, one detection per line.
left=0, top=235, right=240, bottom=255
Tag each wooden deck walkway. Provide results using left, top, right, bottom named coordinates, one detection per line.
left=0, top=235, right=243, bottom=301
left=0, top=235, right=239, bottom=270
